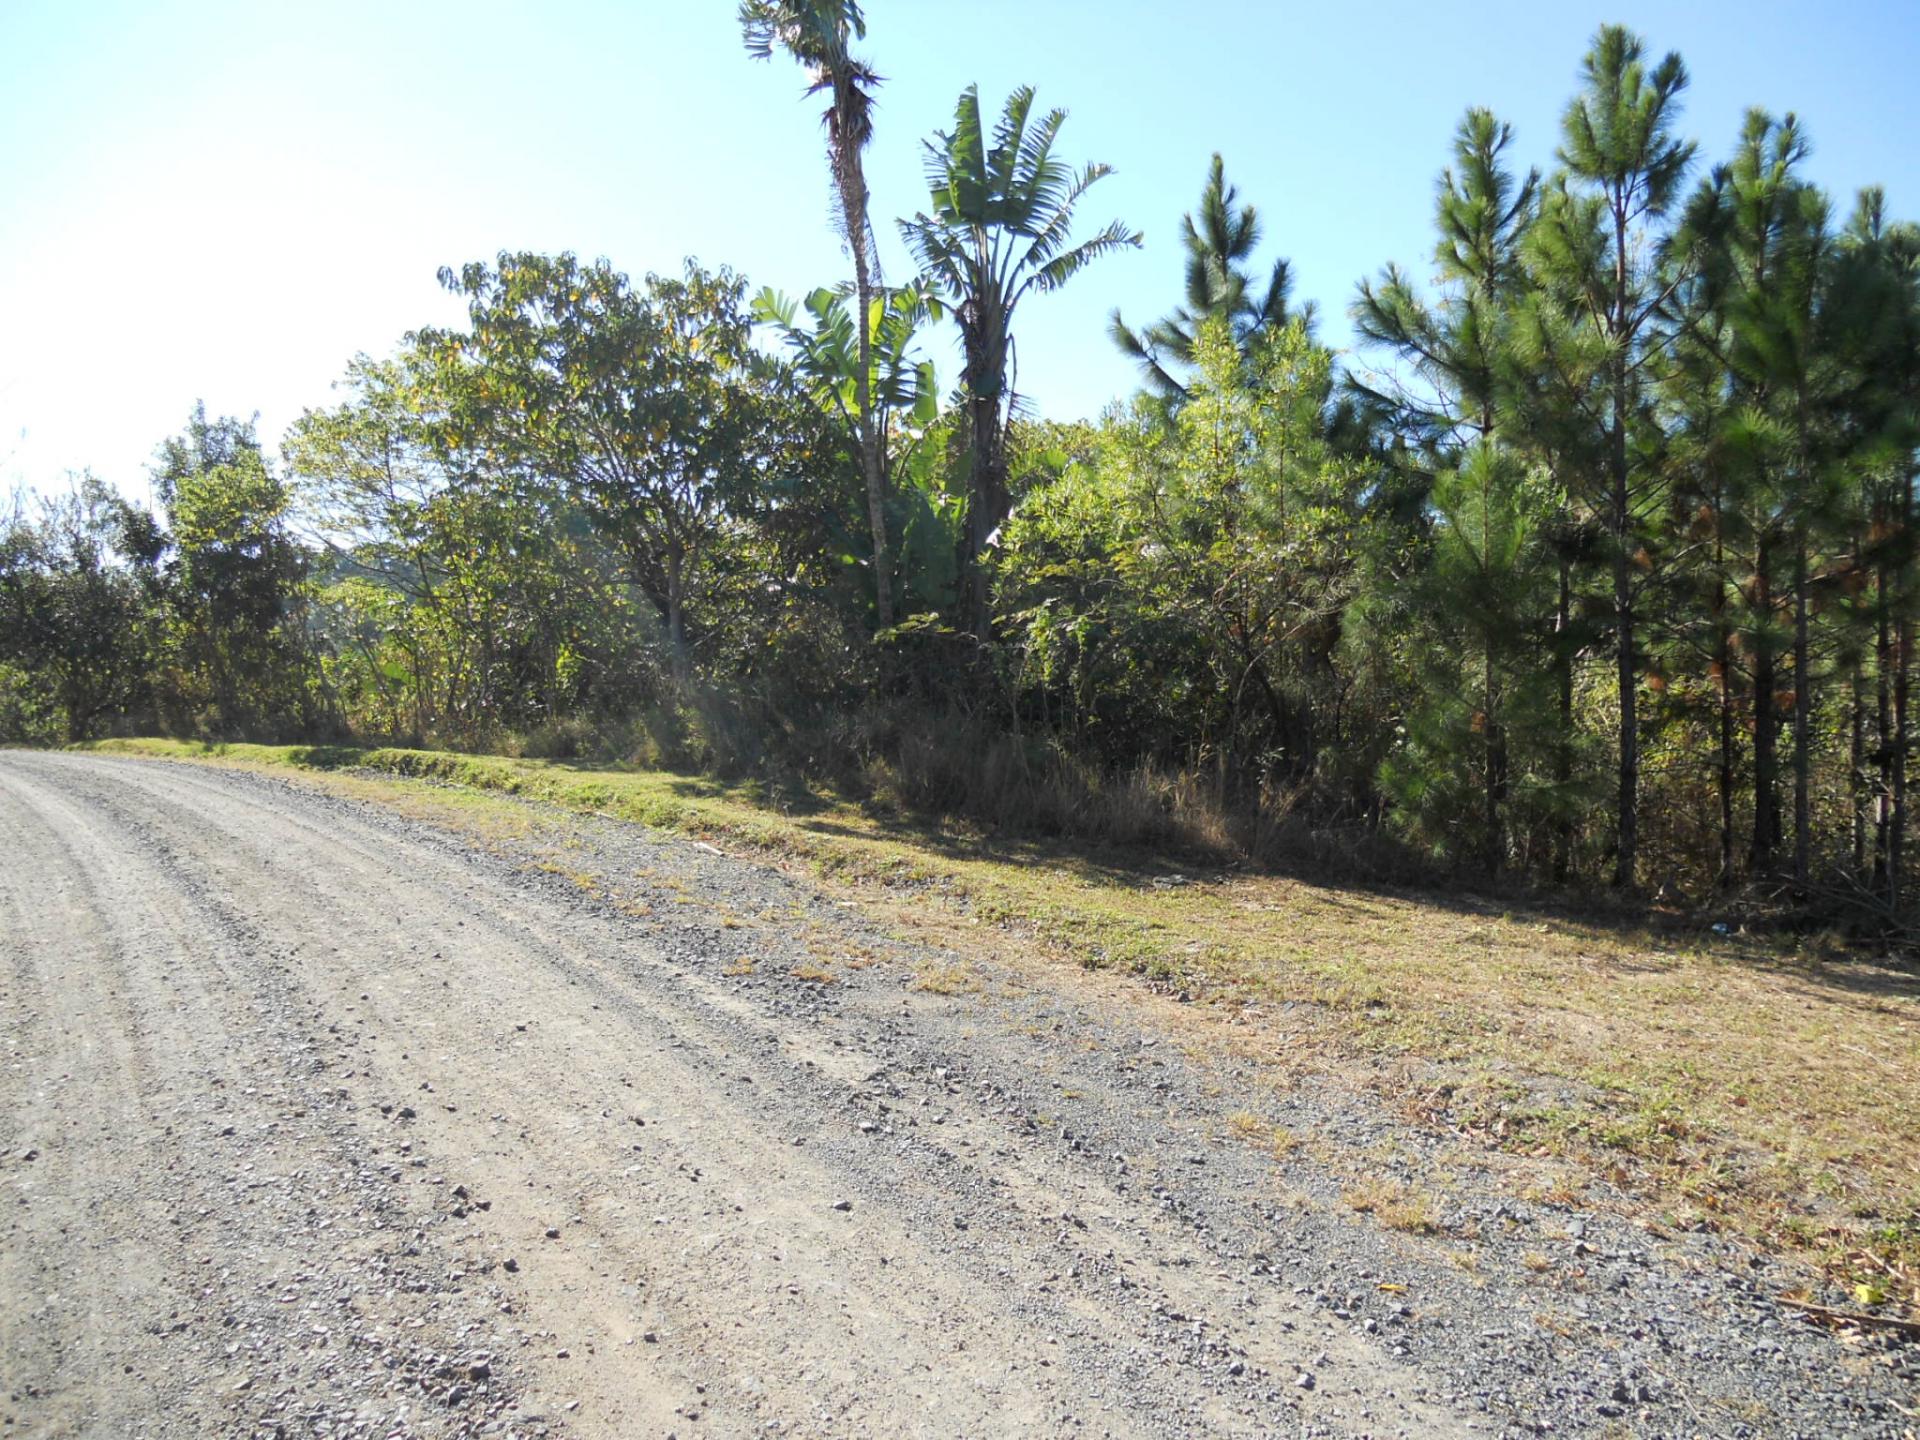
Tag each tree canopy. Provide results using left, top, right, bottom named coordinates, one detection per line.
left=7, top=21, right=1919, bottom=934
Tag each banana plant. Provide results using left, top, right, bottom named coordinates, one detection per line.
left=754, top=282, right=944, bottom=619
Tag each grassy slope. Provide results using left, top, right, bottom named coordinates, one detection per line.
left=76, top=737, right=1920, bottom=1311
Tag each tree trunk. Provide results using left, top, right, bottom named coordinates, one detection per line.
left=1792, top=534, right=1811, bottom=892
left=665, top=543, right=689, bottom=685
left=1893, top=471, right=1914, bottom=913
left=1751, top=541, right=1779, bottom=877
left=1247, top=655, right=1308, bottom=794
left=842, top=157, right=893, bottom=632
left=1895, top=612, right=1911, bottom=913
left=1715, top=604, right=1736, bottom=888
left=1607, top=203, right=1638, bottom=890
left=1610, top=419, right=1637, bottom=889
left=963, top=393, right=991, bottom=641
left=1876, top=554, right=1893, bottom=891
left=962, top=372, right=1007, bottom=643
left=1484, top=647, right=1506, bottom=875
left=1553, top=555, right=1574, bottom=884
left=1851, top=654, right=1868, bottom=880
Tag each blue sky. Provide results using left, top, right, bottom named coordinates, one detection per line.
left=3, top=0, right=1917, bottom=501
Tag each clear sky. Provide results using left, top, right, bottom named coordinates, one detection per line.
left=3, top=0, right=1918, bottom=502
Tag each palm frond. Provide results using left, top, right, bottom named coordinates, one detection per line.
left=1027, top=220, right=1142, bottom=296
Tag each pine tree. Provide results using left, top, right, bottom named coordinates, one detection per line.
left=1380, top=442, right=1562, bottom=871
left=1657, top=209, right=1747, bottom=887
left=1827, top=189, right=1920, bottom=910
left=1111, top=154, right=1307, bottom=403
left=1523, top=25, right=1696, bottom=888
left=1352, top=107, right=1537, bottom=447
left=1352, top=106, right=1550, bottom=867
left=1676, top=112, right=1837, bottom=886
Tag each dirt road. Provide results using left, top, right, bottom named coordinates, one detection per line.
left=1, top=752, right=1912, bottom=1438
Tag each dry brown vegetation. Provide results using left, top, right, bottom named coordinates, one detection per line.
left=1343, top=1176, right=1443, bottom=1234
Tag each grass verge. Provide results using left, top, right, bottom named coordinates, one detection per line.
left=71, top=737, right=1920, bottom=1315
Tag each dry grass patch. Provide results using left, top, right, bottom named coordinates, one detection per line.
left=1227, top=1108, right=1265, bottom=1138
left=913, top=962, right=976, bottom=996
left=1225, top=1108, right=1299, bottom=1160
left=1343, top=1176, right=1441, bottom=1235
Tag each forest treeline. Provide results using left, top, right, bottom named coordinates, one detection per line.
left=5, top=14, right=1918, bottom=931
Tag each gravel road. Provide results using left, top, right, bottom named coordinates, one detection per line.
left=1, top=750, right=1914, bottom=1439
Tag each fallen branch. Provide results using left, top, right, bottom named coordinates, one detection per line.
left=1777, top=1296, right=1920, bottom=1339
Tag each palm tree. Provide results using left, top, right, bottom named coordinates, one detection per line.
left=900, top=85, right=1140, bottom=637
left=1111, top=153, right=1307, bottom=401
left=740, top=0, right=897, bottom=628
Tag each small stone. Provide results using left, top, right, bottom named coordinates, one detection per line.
left=1296, top=1371, right=1315, bottom=1391
left=831, top=1199, right=853, bottom=1212
left=544, top=1227, right=561, bottom=1239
